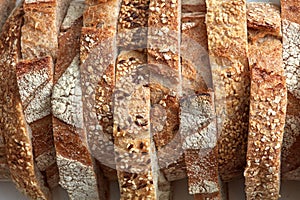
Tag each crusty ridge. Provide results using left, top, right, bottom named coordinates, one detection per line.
left=244, top=3, right=287, bottom=200
left=281, top=0, right=300, bottom=181
left=205, top=0, right=250, bottom=181
left=0, top=7, right=51, bottom=200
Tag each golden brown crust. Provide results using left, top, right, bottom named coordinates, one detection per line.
left=245, top=37, right=286, bottom=200
left=245, top=4, right=286, bottom=198
left=206, top=0, right=249, bottom=181
left=53, top=118, right=93, bottom=166
left=0, top=7, right=50, bottom=200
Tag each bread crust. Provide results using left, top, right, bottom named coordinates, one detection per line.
left=0, top=7, right=51, bottom=200
left=80, top=1, right=122, bottom=198
left=117, top=0, right=149, bottom=50
left=114, top=50, right=159, bottom=199
left=206, top=0, right=249, bottom=181
left=244, top=3, right=286, bottom=199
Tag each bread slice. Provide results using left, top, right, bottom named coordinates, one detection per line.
left=114, top=50, right=159, bottom=199
left=80, top=0, right=121, bottom=178
left=244, top=3, right=287, bottom=199
left=0, top=6, right=51, bottom=200
left=52, top=2, right=102, bottom=198
left=0, top=0, right=16, bottom=31
left=205, top=0, right=250, bottom=181
left=19, top=0, right=72, bottom=188
left=181, top=1, right=221, bottom=197
left=147, top=0, right=185, bottom=182
left=281, top=0, right=300, bottom=180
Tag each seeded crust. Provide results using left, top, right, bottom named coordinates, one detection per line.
left=80, top=0, right=121, bottom=181
left=147, top=0, right=185, bottom=182
left=281, top=0, right=300, bottom=180
left=0, top=0, right=16, bottom=31
left=114, top=51, right=159, bottom=199
left=245, top=39, right=286, bottom=200
left=244, top=4, right=287, bottom=199
left=117, top=0, right=149, bottom=50
left=205, top=0, right=250, bottom=181
left=0, top=7, right=51, bottom=200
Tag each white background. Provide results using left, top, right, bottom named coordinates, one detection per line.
left=1, top=0, right=299, bottom=199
